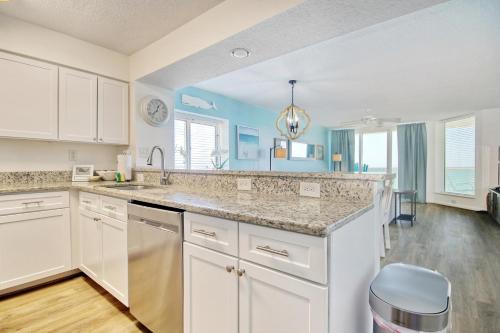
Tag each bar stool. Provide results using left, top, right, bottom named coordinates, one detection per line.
left=393, top=189, right=417, bottom=226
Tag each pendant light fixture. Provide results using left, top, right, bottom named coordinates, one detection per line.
left=275, top=80, right=311, bottom=141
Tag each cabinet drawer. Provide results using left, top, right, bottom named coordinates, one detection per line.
left=79, top=192, right=100, bottom=213
left=0, top=191, right=69, bottom=216
left=100, top=195, right=127, bottom=222
left=184, top=212, right=238, bottom=256
left=239, top=223, right=327, bottom=284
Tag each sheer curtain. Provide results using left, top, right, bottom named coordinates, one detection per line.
left=330, top=129, right=355, bottom=172
left=397, top=123, right=427, bottom=203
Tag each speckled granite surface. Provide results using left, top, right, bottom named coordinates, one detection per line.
left=135, top=169, right=383, bottom=202
left=0, top=180, right=373, bottom=236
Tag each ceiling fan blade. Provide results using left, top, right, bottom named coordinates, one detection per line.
left=378, top=117, right=401, bottom=123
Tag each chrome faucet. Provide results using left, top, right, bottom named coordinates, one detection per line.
left=146, top=146, right=170, bottom=185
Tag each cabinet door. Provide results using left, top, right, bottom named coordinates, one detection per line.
left=97, top=77, right=128, bottom=144
left=0, top=209, right=71, bottom=290
left=79, top=209, right=102, bottom=281
left=0, top=51, right=58, bottom=140
left=184, top=243, right=238, bottom=333
left=239, top=260, right=328, bottom=333
left=101, top=215, right=128, bottom=305
left=59, top=67, right=97, bottom=142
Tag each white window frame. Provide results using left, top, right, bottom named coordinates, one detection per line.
left=174, top=110, right=229, bottom=170
left=355, top=128, right=396, bottom=174
left=442, top=114, right=476, bottom=197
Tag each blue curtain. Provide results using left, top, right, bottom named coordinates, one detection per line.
left=397, top=123, right=427, bottom=203
left=330, top=129, right=355, bottom=172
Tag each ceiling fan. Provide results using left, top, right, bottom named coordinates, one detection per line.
left=340, top=115, right=401, bottom=129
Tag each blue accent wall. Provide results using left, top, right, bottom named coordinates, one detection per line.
left=174, top=86, right=328, bottom=172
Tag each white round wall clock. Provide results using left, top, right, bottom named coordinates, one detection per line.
left=140, top=96, right=170, bottom=126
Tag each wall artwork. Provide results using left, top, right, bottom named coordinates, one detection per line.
left=273, top=138, right=288, bottom=159
left=237, top=125, right=260, bottom=160
left=315, top=144, right=325, bottom=160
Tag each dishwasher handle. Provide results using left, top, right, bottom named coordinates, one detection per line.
left=138, top=218, right=177, bottom=234
left=129, top=215, right=180, bottom=234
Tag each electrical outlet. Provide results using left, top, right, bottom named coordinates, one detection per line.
left=300, top=182, right=321, bottom=198
left=237, top=178, right=252, bottom=191
left=68, top=150, right=77, bottom=162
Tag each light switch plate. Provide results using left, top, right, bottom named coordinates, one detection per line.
left=237, top=178, right=252, bottom=191
left=299, top=182, right=321, bottom=198
left=68, top=150, right=77, bottom=162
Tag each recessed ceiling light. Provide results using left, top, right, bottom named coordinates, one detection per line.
left=230, top=48, right=250, bottom=58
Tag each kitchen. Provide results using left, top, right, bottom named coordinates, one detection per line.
left=1, top=1, right=500, bottom=333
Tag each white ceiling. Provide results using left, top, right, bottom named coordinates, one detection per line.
left=142, top=0, right=445, bottom=87
left=194, top=0, right=500, bottom=127
left=0, top=0, right=223, bottom=55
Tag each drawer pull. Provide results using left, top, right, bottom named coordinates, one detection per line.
left=256, top=245, right=289, bottom=257
left=225, top=265, right=235, bottom=273
left=93, top=217, right=101, bottom=222
left=82, top=200, right=92, bottom=204
left=193, top=229, right=216, bottom=238
left=237, top=268, right=245, bottom=277
left=22, top=200, right=43, bottom=206
left=104, top=205, right=117, bottom=211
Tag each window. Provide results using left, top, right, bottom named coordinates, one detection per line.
left=391, top=130, right=398, bottom=188
left=362, top=131, right=387, bottom=173
left=444, top=116, right=475, bottom=195
left=174, top=112, right=228, bottom=170
left=354, top=133, right=360, bottom=171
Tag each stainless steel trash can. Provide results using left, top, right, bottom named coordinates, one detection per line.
left=369, top=263, right=451, bottom=333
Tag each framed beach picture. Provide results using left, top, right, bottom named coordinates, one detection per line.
left=237, top=125, right=260, bottom=160
left=315, top=144, right=325, bottom=160
left=273, top=138, right=288, bottom=159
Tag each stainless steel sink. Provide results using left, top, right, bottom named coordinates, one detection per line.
left=103, top=184, right=158, bottom=191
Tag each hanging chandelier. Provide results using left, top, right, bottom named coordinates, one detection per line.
left=275, top=80, right=311, bottom=141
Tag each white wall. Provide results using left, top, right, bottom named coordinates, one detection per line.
left=0, top=13, right=129, bottom=81
left=426, top=108, right=500, bottom=211
left=0, top=139, right=122, bottom=172
left=130, top=82, right=175, bottom=168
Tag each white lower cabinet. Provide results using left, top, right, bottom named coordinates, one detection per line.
left=0, top=208, right=71, bottom=290
left=183, top=242, right=328, bottom=333
left=79, top=205, right=128, bottom=306
left=101, top=215, right=128, bottom=304
left=239, top=260, right=328, bottom=333
left=79, top=209, right=102, bottom=280
left=184, top=243, right=238, bottom=333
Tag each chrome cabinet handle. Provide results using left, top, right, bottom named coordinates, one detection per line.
left=82, top=200, right=92, bottom=204
left=22, top=200, right=43, bottom=206
left=225, top=265, right=235, bottom=273
left=192, top=229, right=216, bottom=238
left=104, top=205, right=116, bottom=210
left=256, top=245, right=289, bottom=257
left=236, top=268, right=245, bottom=277
left=93, top=217, right=101, bottom=222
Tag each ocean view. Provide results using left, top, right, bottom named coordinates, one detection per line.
left=445, top=167, right=475, bottom=195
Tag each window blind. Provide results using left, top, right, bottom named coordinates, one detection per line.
left=190, top=122, right=216, bottom=170
left=174, top=120, right=187, bottom=169
left=444, top=116, right=475, bottom=195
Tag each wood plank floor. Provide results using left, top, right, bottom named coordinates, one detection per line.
left=0, top=275, right=148, bottom=333
left=383, top=203, right=500, bottom=333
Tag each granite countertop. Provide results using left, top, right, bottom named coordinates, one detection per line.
left=0, top=181, right=373, bottom=237
left=135, top=167, right=396, bottom=182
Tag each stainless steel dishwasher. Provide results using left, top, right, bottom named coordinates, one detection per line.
left=128, top=201, right=183, bottom=333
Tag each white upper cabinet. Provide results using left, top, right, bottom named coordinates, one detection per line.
left=59, top=68, right=98, bottom=142
left=0, top=51, right=58, bottom=140
left=98, top=77, right=129, bottom=145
